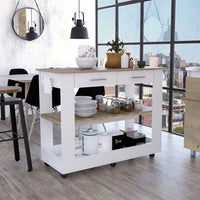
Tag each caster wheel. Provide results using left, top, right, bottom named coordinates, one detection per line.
left=149, top=154, right=155, bottom=158
left=61, top=174, right=68, bottom=178
left=44, top=162, right=49, bottom=166
left=110, top=163, right=116, bottom=167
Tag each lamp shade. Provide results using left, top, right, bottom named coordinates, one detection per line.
left=26, top=27, right=38, bottom=41
left=70, top=19, right=89, bottom=39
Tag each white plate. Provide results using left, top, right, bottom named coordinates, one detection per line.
left=75, top=100, right=97, bottom=105
left=75, top=96, right=92, bottom=101
left=75, top=107, right=97, bottom=112
left=75, top=111, right=97, bottom=118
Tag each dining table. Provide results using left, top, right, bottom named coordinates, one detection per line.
left=0, top=74, right=36, bottom=124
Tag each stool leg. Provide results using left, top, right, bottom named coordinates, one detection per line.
left=18, top=101, right=33, bottom=172
left=10, top=104, right=20, bottom=161
left=1, top=94, right=5, bottom=120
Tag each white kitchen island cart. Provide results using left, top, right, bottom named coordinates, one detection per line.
left=37, top=67, right=163, bottom=177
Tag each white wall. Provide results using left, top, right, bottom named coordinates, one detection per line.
left=0, top=0, right=95, bottom=85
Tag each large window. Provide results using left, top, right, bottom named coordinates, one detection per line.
left=96, top=0, right=200, bottom=135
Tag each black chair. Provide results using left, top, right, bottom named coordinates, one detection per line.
left=8, top=68, right=28, bottom=99
left=25, top=75, right=60, bottom=140
left=76, top=87, right=105, bottom=100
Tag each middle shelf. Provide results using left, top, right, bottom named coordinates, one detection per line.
left=41, top=106, right=152, bottom=126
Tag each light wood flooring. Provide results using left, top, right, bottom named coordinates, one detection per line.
left=0, top=117, right=200, bottom=200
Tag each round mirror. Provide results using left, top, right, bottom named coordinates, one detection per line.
left=12, top=7, right=44, bottom=41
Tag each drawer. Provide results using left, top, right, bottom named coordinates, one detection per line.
left=75, top=72, right=117, bottom=88
left=117, top=70, right=153, bottom=85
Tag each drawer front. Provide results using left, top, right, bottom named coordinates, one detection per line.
left=118, top=70, right=153, bottom=85
left=75, top=72, right=117, bottom=88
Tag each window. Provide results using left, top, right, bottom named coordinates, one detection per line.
left=96, top=0, right=200, bottom=135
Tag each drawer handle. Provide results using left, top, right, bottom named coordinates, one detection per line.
left=131, top=76, right=145, bottom=79
left=90, top=78, right=107, bottom=81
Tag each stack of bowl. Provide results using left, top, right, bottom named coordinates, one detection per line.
left=75, top=96, right=97, bottom=117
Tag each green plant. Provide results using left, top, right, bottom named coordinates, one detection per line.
left=173, top=127, right=184, bottom=135
left=107, top=38, right=125, bottom=53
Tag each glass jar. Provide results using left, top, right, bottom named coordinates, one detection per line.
left=106, top=97, right=113, bottom=113
left=96, top=95, right=104, bottom=110
left=111, top=98, right=120, bottom=114
left=99, top=97, right=107, bottom=112
left=134, top=100, right=143, bottom=111
left=123, top=99, right=132, bottom=112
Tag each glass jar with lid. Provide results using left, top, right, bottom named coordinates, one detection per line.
left=99, top=96, right=107, bottom=112
left=134, top=99, right=143, bottom=111
left=96, top=95, right=104, bottom=110
left=111, top=98, right=120, bottom=114
left=106, top=97, right=114, bottom=113
left=123, top=99, right=132, bottom=112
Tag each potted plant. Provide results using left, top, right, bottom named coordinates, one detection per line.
left=105, top=38, right=130, bottom=68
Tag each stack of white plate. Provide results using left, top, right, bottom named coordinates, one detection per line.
left=75, top=96, right=97, bottom=117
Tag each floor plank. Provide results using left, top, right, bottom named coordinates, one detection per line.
left=0, top=117, right=200, bottom=200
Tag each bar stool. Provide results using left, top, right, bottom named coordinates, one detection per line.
left=0, top=86, right=32, bottom=172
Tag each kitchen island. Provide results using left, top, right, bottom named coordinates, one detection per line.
left=37, top=67, right=163, bottom=177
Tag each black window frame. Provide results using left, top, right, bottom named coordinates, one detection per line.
left=96, top=0, right=200, bottom=135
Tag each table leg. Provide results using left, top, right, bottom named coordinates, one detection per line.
left=24, top=82, right=30, bottom=126
left=1, top=94, right=5, bottom=120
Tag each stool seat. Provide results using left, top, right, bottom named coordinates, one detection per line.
left=0, top=86, right=22, bottom=94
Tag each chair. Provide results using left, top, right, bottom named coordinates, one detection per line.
left=76, top=86, right=105, bottom=100
left=8, top=68, right=28, bottom=99
left=25, top=75, right=60, bottom=140
left=0, top=86, right=32, bottom=172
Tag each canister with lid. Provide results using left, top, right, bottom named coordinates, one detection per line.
left=82, top=128, right=98, bottom=155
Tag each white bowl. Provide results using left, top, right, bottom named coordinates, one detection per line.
left=75, top=57, right=98, bottom=69
left=75, top=96, right=92, bottom=101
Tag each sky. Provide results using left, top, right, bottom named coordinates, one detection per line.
left=98, top=0, right=200, bottom=63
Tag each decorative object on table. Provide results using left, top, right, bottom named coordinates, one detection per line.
left=70, top=0, right=89, bottom=39
left=138, top=61, right=146, bottom=69
left=98, top=132, right=112, bottom=153
left=75, top=98, right=97, bottom=117
left=121, top=52, right=129, bottom=68
left=76, top=45, right=97, bottom=69
left=129, top=57, right=134, bottom=69
left=12, top=0, right=44, bottom=41
left=134, top=99, right=143, bottom=111
left=105, top=38, right=130, bottom=68
left=78, top=45, right=96, bottom=57
left=82, top=128, right=98, bottom=155
left=112, top=135, right=125, bottom=150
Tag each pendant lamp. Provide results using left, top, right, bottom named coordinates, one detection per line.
left=26, top=9, right=38, bottom=41
left=70, top=0, right=89, bottom=39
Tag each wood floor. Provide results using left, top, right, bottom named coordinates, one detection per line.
left=0, top=117, right=200, bottom=200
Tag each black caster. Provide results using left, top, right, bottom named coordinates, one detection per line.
left=149, top=154, right=155, bottom=158
left=61, top=174, right=68, bottom=178
left=110, top=163, right=116, bottom=167
left=44, top=162, right=49, bottom=166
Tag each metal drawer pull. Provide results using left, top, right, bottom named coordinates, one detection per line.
left=90, top=78, right=107, bottom=81
left=131, top=76, right=145, bottom=79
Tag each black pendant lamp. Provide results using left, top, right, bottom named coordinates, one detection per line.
left=26, top=9, right=38, bottom=41
left=70, top=0, right=89, bottom=39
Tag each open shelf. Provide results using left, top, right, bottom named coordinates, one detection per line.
left=41, top=106, right=152, bottom=127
